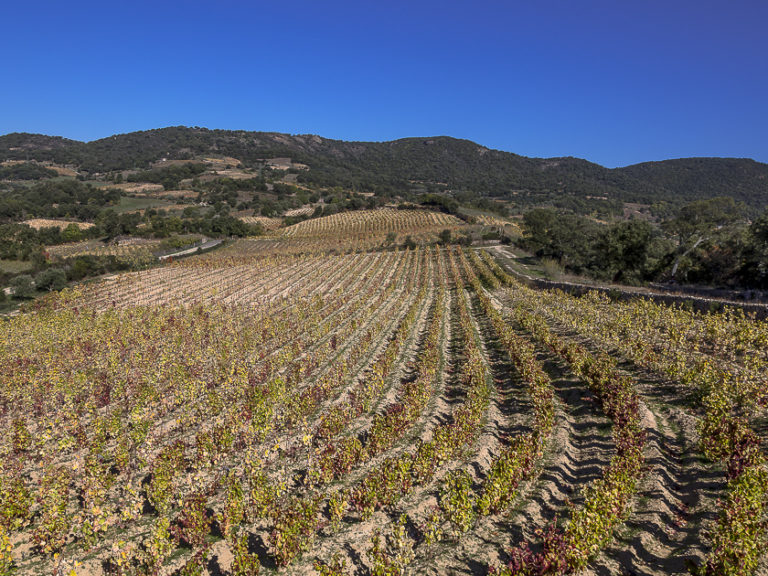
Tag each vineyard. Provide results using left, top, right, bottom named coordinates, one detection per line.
left=45, top=240, right=163, bottom=265
left=281, top=208, right=464, bottom=240
left=0, top=212, right=767, bottom=576
left=237, top=217, right=283, bottom=232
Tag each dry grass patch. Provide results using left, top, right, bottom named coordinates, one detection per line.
left=22, top=219, right=94, bottom=231
left=98, top=182, right=165, bottom=194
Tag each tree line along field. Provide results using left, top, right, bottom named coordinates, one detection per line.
left=0, top=212, right=766, bottom=576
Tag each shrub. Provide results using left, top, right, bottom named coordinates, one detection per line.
left=34, top=268, right=67, bottom=291
left=10, top=274, right=35, bottom=299
left=232, top=532, right=260, bottom=576
left=439, top=470, right=476, bottom=537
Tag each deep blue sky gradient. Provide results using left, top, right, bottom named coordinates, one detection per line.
left=1, top=1, right=766, bottom=167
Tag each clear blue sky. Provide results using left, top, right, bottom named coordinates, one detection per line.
left=1, top=0, right=766, bottom=167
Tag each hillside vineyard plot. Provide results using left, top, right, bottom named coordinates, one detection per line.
left=46, top=240, right=161, bottom=267
left=281, top=208, right=464, bottom=238
left=1, top=244, right=767, bottom=576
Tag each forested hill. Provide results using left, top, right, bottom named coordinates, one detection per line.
left=616, top=157, right=768, bottom=206
left=2, top=127, right=767, bottom=211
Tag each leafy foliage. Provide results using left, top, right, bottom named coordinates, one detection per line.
left=0, top=162, right=58, bottom=180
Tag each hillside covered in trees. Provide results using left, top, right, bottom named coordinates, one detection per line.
left=2, top=127, right=767, bottom=214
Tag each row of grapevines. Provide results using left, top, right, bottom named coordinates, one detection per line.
left=0, top=250, right=421, bottom=573
left=310, top=257, right=437, bottom=484
left=363, top=245, right=508, bottom=572
left=471, top=250, right=646, bottom=575
left=350, top=246, right=494, bottom=576
left=103, top=250, right=423, bottom=573
left=487, top=252, right=768, bottom=576
left=264, top=249, right=443, bottom=566
left=377, top=247, right=560, bottom=570
left=461, top=249, right=556, bottom=515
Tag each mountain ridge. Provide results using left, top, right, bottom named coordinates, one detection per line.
left=2, top=127, right=767, bottom=211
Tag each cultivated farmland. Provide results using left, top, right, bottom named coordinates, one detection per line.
left=44, top=239, right=163, bottom=268
left=282, top=208, right=463, bottom=239
left=0, top=210, right=766, bottom=576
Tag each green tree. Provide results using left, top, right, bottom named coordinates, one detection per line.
left=35, top=268, right=67, bottom=291
left=10, top=275, right=35, bottom=299
left=62, top=223, right=82, bottom=243
left=261, top=200, right=279, bottom=217
left=662, top=197, right=745, bottom=280
left=596, top=220, right=655, bottom=283
left=96, top=210, right=121, bottom=239
left=739, top=209, right=768, bottom=287
left=522, top=209, right=600, bottom=273
left=521, top=208, right=557, bottom=254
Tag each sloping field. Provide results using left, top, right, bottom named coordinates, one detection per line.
left=0, top=227, right=766, bottom=576
left=282, top=208, right=464, bottom=239
left=134, top=189, right=198, bottom=199
left=46, top=239, right=162, bottom=264
left=237, top=216, right=283, bottom=231
left=283, top=207, right=314, bottom=218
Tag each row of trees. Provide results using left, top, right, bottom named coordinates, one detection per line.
left=520, top=197, right=768, bottom=288
left=0, top=162, right=59, bottom=180
left=1, top=205, right=260, bottom=264
left=0, top=180, right=121, bottom=221
left=0, top=223, right=101, bottom=261
left=98, top=207, right=261, bottom=239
